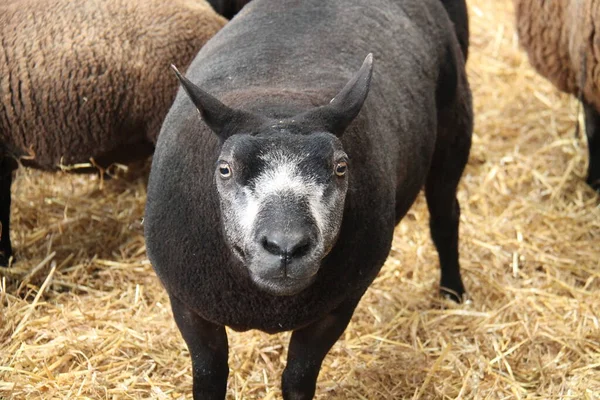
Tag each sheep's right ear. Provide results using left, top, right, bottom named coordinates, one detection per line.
left=292, top=54, right=373, bottom=137
left=171, top=65, right=264, bottom=140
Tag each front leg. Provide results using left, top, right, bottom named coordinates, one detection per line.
left=583, top=99, right=600, bottom=191
left=282, top=296, right=361, bottom=400
left=169, top=295, right=229, bottom=400
left=0, top=154, right=15, bottom=267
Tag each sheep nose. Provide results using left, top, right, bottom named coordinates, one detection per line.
left=261, top=230, right=312, bottom=260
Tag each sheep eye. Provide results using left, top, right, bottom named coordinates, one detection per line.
left=218, top=161, right=232, bottom=178
left=335, top=161, right=348, bottom=177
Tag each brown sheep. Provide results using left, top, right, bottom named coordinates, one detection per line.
left=0, top=0, right=226, bottom=266
left=514, top=0, right=600, bottom=192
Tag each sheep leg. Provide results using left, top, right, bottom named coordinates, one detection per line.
left=425, top=110, right=471, bottom=302
left=170, top=295, right=229, bottom=400
left=281, top=296, right=360, bottom=400
left=583, top=100, right=600, bottom=191
left=426, top=187, right=465, bottom=302
left=0, top=155, right=14, bottom=267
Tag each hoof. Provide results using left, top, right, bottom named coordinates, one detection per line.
left=440, top=287, right=464, bottom=303
left=0, top=251, right=14, bottom=267
left=586, top=176, right=600, bottom=193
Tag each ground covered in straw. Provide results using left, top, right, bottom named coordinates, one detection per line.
left=2, top=0, right=599, bottom=398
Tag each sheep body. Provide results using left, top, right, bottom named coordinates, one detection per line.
left=0, top=0, right=226, bottom=169
left=514, top=0, right=598, bottom=107
left=0, top=0, right=226, bottom=265
left=514, top=0, right=600, bottom=189
left=145, top=0, right=472, bottom=398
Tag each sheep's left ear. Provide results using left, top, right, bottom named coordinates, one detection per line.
left=171, top=65, right=265, bottom=141
left=295, top=54, right=373, bottom=137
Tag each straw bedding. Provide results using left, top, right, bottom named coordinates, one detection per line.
left=1, top=0, right=599, bottom=398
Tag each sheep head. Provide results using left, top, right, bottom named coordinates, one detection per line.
left=172, top=54, right=373, bottom=296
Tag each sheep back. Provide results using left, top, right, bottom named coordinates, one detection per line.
left=0, top=0, right=226, bottom=170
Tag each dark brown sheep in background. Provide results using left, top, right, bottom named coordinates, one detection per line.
left=0, top=0, right=227, bottom=266
left=514, top=0, right=600, bottom=192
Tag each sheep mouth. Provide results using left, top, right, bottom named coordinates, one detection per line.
left=250, top=273, right=316, bottom=296
left=232, top=244, right=246, bottom=262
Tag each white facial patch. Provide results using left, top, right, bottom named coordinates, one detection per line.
left=237, top=150, right=330, bottom=239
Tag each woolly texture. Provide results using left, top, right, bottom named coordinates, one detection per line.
left=514, top=0, right=600, bottom=109
left=0, top=0, right=226, bottom=170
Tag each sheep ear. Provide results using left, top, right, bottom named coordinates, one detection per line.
left=295, top=54, right=373, bottom=137
left=171, top=65, right=264, bottom=140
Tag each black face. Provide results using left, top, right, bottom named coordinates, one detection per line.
left=215, top=130, right=349, bottom=296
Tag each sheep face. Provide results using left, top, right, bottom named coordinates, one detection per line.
left=215, top=131, right=348, bottom=296
left=170, top=54, right=373, bottom=295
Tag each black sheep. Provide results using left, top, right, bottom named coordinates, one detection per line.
left=144, top=0, right=473, bottom=398
left=206, top=0, right=252, bottom=19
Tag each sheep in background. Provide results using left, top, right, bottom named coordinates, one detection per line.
left=145, top=0, right=472, bottom=397
left=206, top=0, right=252, bottom=19
left=0, top=0, right=227, bottom=266
left=514, top=0, right=600, bottom=191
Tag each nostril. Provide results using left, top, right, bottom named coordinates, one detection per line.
left=288, top=236, right=311, bottom=259
left=260, top=233, right=312, bottom=260
left=261, top=236, right=283, bottom=256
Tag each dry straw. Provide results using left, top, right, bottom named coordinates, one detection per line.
left=1, top=0, right=599, bottom=398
